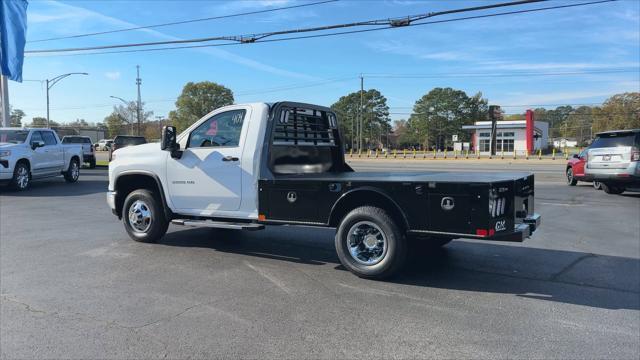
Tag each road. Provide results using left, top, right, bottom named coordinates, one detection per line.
left=1, top=163, right=638, bottom=359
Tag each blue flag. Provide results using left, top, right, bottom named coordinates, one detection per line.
left=0, top=0, right=28, bottom=82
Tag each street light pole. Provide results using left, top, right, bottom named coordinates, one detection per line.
left=46, top=72, right=89, bottom=128
left=110, top=96, right=133, bottom=135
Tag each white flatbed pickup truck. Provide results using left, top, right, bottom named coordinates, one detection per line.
left=107, top=102, right=540, bottom=279
left=0, top=128, right=82, bottom=190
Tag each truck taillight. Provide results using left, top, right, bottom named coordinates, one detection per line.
left=631, top=150, right=640, bottom=162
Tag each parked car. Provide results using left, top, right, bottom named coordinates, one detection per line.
left=565, top=147, right=601, bottom=189
left=585, top=129, right=640, bottom=194
left=0, top=128, right=83, bottom=190
left=95, top=139, right=113, bottom=151
left=62, top=135, right=96, bottom=168
left=107, top=102, right=540, bottom=279
left=109, top=135, right=147, bottom=161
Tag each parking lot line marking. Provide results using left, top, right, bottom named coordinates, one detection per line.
left=244, top=261, right=292, bottom=295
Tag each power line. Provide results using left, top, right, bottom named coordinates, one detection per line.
left=365, top=69, right=637, bottom=79
left=28, top=0, right=340, bottom=43
left=25, top=0, right=617, bottom=57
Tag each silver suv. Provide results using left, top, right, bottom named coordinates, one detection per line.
left=585, top=129, right=640, bottom=194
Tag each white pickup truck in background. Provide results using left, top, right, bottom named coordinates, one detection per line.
left=0, top=128, right=83, bottom=191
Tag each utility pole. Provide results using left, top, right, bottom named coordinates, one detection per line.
left=359, top=74, right=364, bottom=150
left=136, top=65, right=142, bottom=136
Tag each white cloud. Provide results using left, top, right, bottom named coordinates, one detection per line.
left=369, top=40, right=468, bottom=61
left=104, top=71, right=121, bottom=80
left=37, top=0, right=317, bottom=81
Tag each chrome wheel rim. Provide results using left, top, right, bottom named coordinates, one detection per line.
left=71, top=161, right=79, bottom=180
left=346, top=221, right=387, bottom=265
left=593, top=181, right=601, bottom=189
left=128, top=200, right=153, bottom=233
left=16, top=166, right=29, bottom=189
left=566, top=168, right=573, bottom=183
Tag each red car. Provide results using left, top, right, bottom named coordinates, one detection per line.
left=566, top=148, right=601, bottom=189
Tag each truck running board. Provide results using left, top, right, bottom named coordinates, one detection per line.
left=171, top=219, right=265, bottom=231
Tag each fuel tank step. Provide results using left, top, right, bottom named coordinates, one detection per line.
left=171, top=219, right=264, bottom=231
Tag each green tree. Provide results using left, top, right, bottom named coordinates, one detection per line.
left=592, top=92, right=640, bottom=134
left=331, top=89, right=390, bottom=149
left=29, top=117, right=59, bottom=128
left=104, top=112, right=126, bottom=138
left=169, top=81, right=234, bottom=132
left=67, top=118, right=90, bottom=128
left=10, top=108, right=25, bottom=127
left=408, top=88, right=488, bottom=150
left=563, top=106, right=594, bottom=144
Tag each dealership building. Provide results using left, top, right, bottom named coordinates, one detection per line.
left=462, top=110, right=549, bottom=155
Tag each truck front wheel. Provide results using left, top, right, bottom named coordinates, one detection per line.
left=335, top=206, right=407, bottom=279
left=122, top=189, right=169, bottom=243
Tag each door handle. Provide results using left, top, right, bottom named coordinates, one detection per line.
left=222, top=156, right=239, bottom=162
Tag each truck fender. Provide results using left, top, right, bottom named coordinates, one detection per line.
left=328, top=186, right=410, bottom=230
left=114, top=170, right=173, bottom=220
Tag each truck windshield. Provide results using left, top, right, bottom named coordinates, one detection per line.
left=0, top=130, right=29, bottom=144
left=590, top=132, right=639, bottom=148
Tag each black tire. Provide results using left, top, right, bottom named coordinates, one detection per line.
left=89, top=157, right=96, bottom=169
left=122, top=189, right=169, bottom=243
left=10, top=161, right=31, bottom=191
left=593, top=181, right=602, bottom=190
left=63, top=158, right=80, bottom=183
left=566, top=167, right=577, bottom=186
left=335, top=206, right=407, bottom=279
left=601, top=183, right=625, bottom=195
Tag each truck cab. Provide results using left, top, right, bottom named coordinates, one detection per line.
left=108, top=102, right=540, bottom=279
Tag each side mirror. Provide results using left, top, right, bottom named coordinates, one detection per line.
left=572, top=154, right=580, bottom=159
left=31, top=140, right=44, bottom=150
left=161, top=126, right=177, bottom=151
left=161, top=125, right=182, bottom=159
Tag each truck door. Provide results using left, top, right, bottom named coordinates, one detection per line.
left=166, top=108, right=249, bottom=213
left=41, top=131, right=64, bottom=171
left=29, top=131, right=50, bottom=175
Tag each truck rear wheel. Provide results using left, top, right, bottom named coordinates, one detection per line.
left=335, top=206, right=407, bottom=279
left=64, top=158, right=80, bottom=183
left=122, top=189, right=169, bottom=243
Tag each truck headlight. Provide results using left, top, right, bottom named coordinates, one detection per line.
left=0, top=150, right=11, bottom=157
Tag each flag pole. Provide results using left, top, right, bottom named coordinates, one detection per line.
left=0, top=75, right=9, bottom=127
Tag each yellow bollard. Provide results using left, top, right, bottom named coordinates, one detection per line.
left=454, top=150, right=458, bottom=159
left=513, top=150, right=517, bottom=160
left=501, top=150, right=504, bottom=159
left=413, top=149, right=417, bottom=159
left=403, top=149, right=407, bottom=159
left=375, top=149, right=379, bottom=158
left=525, top=150, right=529, bottom=160
left=385, top=149, right=388, bottom=159
left=538, top=148, right=542, bottom=160
left=476, top=149, right=480, bottom=159
left=444, top=150, right=448, bottom=159
left=552, top=148, right=556, bottom=160
left=349, top=148, right=353, bottom=158
left=358, top=149, right=362, bottom=158
left=393, top=149, right=397, bottom=159
left=465, top=149, right=469, bottom=159
left=564, top=147, right=568, bottom=160
left=433, top=149, right=437, bottom=159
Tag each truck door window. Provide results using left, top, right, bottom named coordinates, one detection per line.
left=188, top=109, right=246, bottom=148
left=42, top=131, right=57, bottom=146
left=30, top=131, right=44, bottom=146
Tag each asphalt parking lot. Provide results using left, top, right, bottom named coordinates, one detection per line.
left=1, top=162, right=639, bottom=359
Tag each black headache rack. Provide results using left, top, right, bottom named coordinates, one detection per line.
left=273, top=107, right=338, bottom=147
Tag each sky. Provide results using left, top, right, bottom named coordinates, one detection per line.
left=7, top=0, right=640, bottom=124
